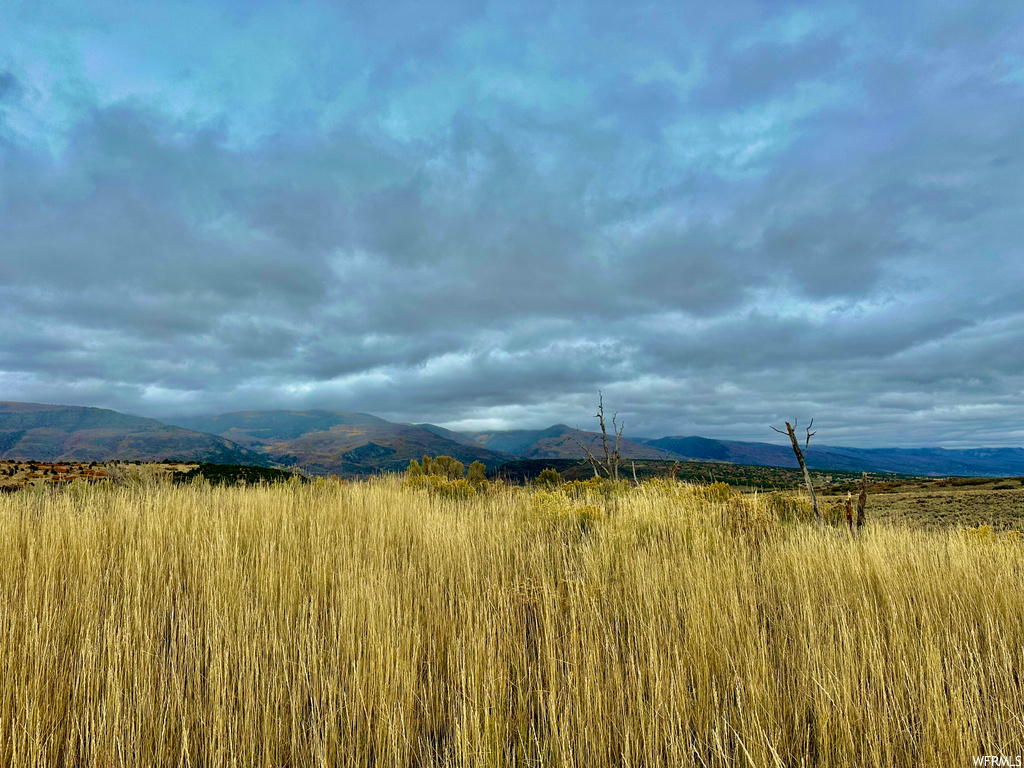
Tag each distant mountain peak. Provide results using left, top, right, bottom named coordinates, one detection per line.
left=0, top=401, right=269, bottom=465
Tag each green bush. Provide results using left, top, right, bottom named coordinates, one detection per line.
left=433, top=478, right=476, bottom=500
left=704, top=482, right=734, bottom=502
left=535, top=467, right=563, bottom=488
left=407, top=455, right=465, bottom=481
left=431, top=456, right=465, bottom=481
left=405, top=474, right=476, bottom=500
left=467, top=461, right=487, bottom=487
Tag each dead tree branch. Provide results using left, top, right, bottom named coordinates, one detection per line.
left=565, top=391, right=624, bottom=483
left=564, top=433, right=603, bottom=478
left=771, top=419, right=822, bottom=525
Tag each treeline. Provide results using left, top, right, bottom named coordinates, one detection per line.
left=172, top=463, right=303, bottom=486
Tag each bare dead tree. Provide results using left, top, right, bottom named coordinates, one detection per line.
left=596, top=391, right=624, bottom=483
left=567, top=391, right=624, bottom=483
left=771, top=418, right=822, bottom=525
left=557, top=392, right=627, bottom=515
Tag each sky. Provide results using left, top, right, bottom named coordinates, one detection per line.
left=0, top=0, right=1021, bottom=448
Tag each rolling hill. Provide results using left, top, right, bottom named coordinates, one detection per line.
left=0, top=402, right=270, bottom=465
left=414, top=423, right=490, bottom=448
left=467, top=424, right=683, bottom=461
left=168, top=410, right=516, bottom=476
left=635, top=436, right=1024, bottom=477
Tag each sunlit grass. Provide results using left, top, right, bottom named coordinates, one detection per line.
left=1, top=477, right=1021, bottom=766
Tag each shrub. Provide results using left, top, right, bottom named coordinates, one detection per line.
left=406, top=474, right=477, bottom=499
left=641, top=477, right=674, bottom=495
left=762, top=491, right=815, bottom=524
left=407, top=455, right=466, bottom=481
left=430, top=455, right=466, bottom=481
left=959, top=524, right=996, bottom=544
left=956, top=525, right=1023, bottom=547
left=820, top=500, right=848, bottom=527
left=562, top=478, right=605, bottom=500
left=432, top=478, right=476, bottom=500
left=530, top=490, right=602, bottom=535
left=535, top=467, right=563, bottom=488
left=467, top=461, right=487, bottom=487
left=704, top=482, right=734, bottom=502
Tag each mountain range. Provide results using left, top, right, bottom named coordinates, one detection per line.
left=0, top=402, right=268, bottom=465
left=635, top=435, right=1024, bottom=478
left=169, top=410, right=514, bottom=475
left=1, top=401, right=1022, bottom=478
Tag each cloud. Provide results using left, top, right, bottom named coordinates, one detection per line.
left=0, top=70, right=21, bottom=102
left=0, top=0, right=1020, bottom=447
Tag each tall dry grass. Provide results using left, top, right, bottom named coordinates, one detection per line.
left=0, top=476, right=1021, bottom=766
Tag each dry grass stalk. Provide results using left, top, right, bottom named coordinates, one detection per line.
left=0, top=477, right=1020, bottom=766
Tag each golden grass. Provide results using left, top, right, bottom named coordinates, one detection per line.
left=1, top=477, right=1022, bottom=766
left=858, top=485, right=1024, bottom=532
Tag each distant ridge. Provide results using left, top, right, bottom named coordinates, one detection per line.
left=469, top=424, right=682, bottom=461
left=636, top=436, right=1024, bottom=477
left=414, top=424, right=490, bottom=449
left=458, top=425, right=1024, bottom=477
left=0, top=402, right=269, bottom=465
left=168, top=410, right=516, bottom=476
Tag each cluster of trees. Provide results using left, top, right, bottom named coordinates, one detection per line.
left=407, top=457, right=569, bottom=491
left=407, top=456, right=488, bottom=487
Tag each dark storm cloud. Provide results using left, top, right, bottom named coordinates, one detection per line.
left=0, top=0, right=1020, bottom=446
left=0, top=71, right=21, bottom=101
left=696, top=33, right=849, bottom=109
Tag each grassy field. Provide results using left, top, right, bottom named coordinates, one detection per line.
left=831, top=479, right=1024, bottom=532
left=1, top=476, right=1022, bottom=766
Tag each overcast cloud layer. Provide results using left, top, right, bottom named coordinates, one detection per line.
left=1, top=0, right=1021, bottom=447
